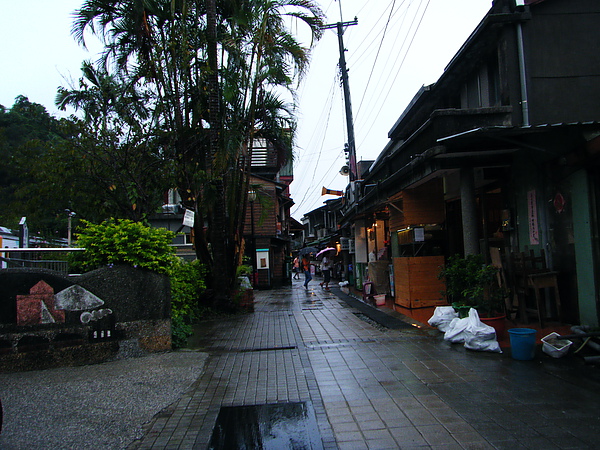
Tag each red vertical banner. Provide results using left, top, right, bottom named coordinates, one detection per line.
left=527, top=190, right=539, bottom=245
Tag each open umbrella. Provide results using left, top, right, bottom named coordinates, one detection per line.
left=316, top=247, right=336, bottom=259
left=299, top=246, right=318, bottom=256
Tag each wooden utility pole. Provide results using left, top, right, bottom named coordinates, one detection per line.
left=322, top=18, right=358, bottom=181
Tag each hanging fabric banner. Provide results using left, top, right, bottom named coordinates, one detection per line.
left=527, top=190, right=539, bottom=245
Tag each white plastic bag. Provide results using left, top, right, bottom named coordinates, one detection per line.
left=444, top=317, right=470, bottom=343
left=464, top=334, right=502, bottom=352
left=463, top=309, right=502, bottom=353
left=428, top=306, right=459, bottom=332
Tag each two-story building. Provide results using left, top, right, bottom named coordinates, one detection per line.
left=331, top=0, right=600, bottom=326
left=244, top=138, right=295, bottom=289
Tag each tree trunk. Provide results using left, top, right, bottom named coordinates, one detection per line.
left=205, top=0, right=234, bottom=306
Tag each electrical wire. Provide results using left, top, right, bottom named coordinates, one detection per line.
left=354, top=0, right=398, bottom=119
left=356, top=0, right=431, bottom=146
left=291, top=72, right=339, bottom=214
left=352, top=1, right=418, bottom=133
left=292, top=0, right=434, bottom=218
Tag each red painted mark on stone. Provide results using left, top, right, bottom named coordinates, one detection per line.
left=16, top=281, right=65, bottom=325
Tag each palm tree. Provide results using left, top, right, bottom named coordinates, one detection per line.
left=54, top=61, right=168, bottom=222
left=69, top=0, right=325, bottom=302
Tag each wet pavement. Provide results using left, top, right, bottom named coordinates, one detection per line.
left=136, top=279, right=600, bottom=449
left=2, top=279, right=600, bottom=449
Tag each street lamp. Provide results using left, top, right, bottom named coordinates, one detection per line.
left=66, top=209, right=76, bottom=246
left=248, top=190, right=257, bottom=287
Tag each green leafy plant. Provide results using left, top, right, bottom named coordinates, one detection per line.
left=170, top=259, right=206, bottom=318
left=70, top=219, right=178, bottom=274
left=70, top=220, right=216, bottom=348
left=438, top=254, right=504, bottom=317
left=170, top=259, right=235, bottom=348
left=171, top=315, right=194, bottom=349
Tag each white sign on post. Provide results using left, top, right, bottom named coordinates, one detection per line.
left=183, top=209, right=195, bottom=228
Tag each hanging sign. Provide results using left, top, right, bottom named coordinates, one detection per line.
left=183, top=209, right=195, bottom=228
left=340, top=237, right=349, bottom=251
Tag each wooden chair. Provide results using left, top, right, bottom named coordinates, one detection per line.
left=489, top=247, right=517, bottom=320
left=510, top=250, right=561, bottom=327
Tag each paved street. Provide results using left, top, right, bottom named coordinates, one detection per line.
left=2, top=279, right=600, bottom=449
left=134, top=279, right=600, bottom=449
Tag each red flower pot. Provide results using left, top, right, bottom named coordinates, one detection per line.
left=481, top=315, right=507, bottom=339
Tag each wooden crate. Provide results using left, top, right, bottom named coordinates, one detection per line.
left=393, top=256, right=447, bottom=309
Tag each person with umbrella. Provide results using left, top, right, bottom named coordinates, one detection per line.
left=316, top=248, right=336, bottom=291
left=301, top=253, right=312, bottom=289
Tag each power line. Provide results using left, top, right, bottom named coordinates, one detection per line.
left=357, top=0, right=431, bottom=147
left=291, top=73, right=339, bottom=215
left=354, top=0, right=398, bottom=118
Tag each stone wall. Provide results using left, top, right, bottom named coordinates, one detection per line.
left=0, top=266, right=171, bottom=372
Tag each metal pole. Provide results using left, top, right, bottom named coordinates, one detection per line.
left=516, top=21, right=530, bottom=126
left=67, top=214, right=73, bottom=247
left=250, top=199, right=257, bottom=287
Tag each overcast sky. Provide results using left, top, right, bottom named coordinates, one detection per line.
left=0, top=0, right=493, bottom=220
left=290, top=0, right=493, bottom=218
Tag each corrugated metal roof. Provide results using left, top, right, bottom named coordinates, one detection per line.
left=437, top=121, right=600, bottom=144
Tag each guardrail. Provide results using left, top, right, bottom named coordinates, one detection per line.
left=0, top=248, right=85, bottom=274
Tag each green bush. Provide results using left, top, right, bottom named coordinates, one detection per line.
left=171, top=315, right=194, bottom=349
left=438, top=254, right=503, bottom=317
left=71, top=219, right=211, bottom=349
left=71, top=219, right=178, bottom=274
left=169, top=259, right=209, bottom=348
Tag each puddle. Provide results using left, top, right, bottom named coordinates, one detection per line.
left=208, top=401, right=323, bottom=449
left=353, top=312, right=390, bottom=332
left=301, top=299, right=324, bottom=310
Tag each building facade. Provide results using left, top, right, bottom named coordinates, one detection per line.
left=305, top=0, right=600, bottom=326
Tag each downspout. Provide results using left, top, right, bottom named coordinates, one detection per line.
left=516, top=17, right=530, bottom=126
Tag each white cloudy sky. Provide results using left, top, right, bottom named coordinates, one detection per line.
left=0, top=0, right=493, bottom=220
left=290, top=0, right=492, bottom=218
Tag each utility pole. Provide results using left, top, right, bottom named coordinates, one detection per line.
left=322, top=18, right=358, bottom=181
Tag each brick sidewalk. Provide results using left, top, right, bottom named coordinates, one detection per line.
left=131, top=280, right=600, bottom=449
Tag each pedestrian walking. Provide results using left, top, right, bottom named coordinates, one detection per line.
left=320, top=255, right=332, bottom=291
left=293, top=257, right=300, bottom=280
left=302, top=255, right=312, bottom=289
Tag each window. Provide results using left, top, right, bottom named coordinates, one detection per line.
left=460, top=56, right=501, bottom=109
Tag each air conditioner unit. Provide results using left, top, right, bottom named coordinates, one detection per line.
left=161, top=204, right=180, bottom=214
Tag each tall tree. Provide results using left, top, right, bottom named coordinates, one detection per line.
left=69, top=0, right=324, bottom=303
left=55, top=60, right=169, bottom=222
left=0, top=96, right=68, bottom=234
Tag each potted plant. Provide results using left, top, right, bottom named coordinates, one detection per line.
left=438, top=254, right=506, bottom=333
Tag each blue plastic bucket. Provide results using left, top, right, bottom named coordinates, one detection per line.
left=508, top=328, right=537, bottom=360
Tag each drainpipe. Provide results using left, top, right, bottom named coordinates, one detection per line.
left=516, top=18, right=530, bottom=126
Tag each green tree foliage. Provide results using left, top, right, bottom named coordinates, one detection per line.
left=0, top=92, right=168, bottom=235
left=0, top=96, right=67, bottom=233
left=71, top=219, right=178, bottom=274
left=170, top=259, right=208, bottom=348
left=68, top=0, right=325, bottom=304
left=54, top=61, right=171, bottom=222
left=71, top=219, right=209, bottom=348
